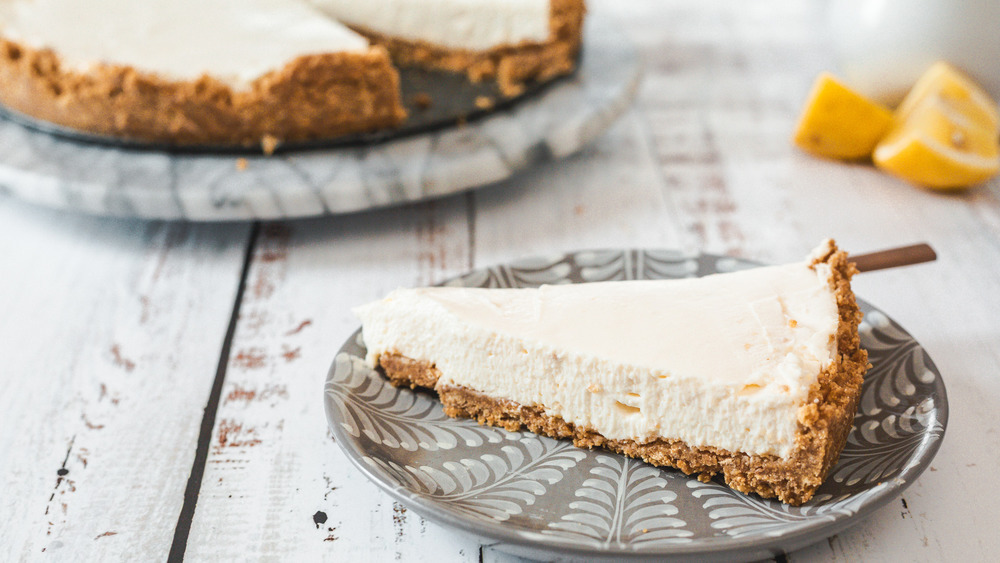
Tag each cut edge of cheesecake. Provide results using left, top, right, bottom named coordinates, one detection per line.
left=342, top=0, right=586, bottom=97
left=0, top=38, right=407, bottom=147
left=368, top=243, right=868, bottom=505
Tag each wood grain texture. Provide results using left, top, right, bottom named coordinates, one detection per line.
left=0, top=201, right=250, bottom=560
left=3, top=0, right=1000, bottom=560
left=184, top=200, right=483, bottom=561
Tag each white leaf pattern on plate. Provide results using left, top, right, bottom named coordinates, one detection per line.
left=366, top=437, right=587, bottom=521
left=687, top=478, right=886, bottom=538
left=545, top=455, right=693, bottom=547
left=327, top=354, right=501, bottom=450
left=578, top=250, right=699, bottom=282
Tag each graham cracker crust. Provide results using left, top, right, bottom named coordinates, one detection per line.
left=375, top=245, right=867, bottom=506
left=0, top=39, right=406, bottom=146
left=350, top=0, right=586, bottom=97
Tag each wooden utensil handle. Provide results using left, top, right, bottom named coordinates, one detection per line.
left=850, top=243, right=937, bottom=273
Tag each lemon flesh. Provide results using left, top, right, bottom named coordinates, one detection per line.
left=894, top=61, right=998, bottom=130
left=874, top=62, right=1000, bottom=189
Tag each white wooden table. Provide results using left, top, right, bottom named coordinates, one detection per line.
left=2, top=1, right=998, bottom=560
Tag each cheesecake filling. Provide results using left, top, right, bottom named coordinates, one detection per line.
left=0, top=0, right=371, bottom=90
left=308, top=0, right=551, bottom=51
left=356, top=249, right=840, bottom=461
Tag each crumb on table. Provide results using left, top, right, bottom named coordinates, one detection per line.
left=261, top=135, right=280, bottom=156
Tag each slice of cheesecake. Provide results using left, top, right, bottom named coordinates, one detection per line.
left=307, top=0, right=586, bottom=96
left=0, top=0, right=406, bottom=146
left=355, top=240, right=868, bottom=505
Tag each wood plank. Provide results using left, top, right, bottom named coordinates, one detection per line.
left=773, top=158, right=1000, bottom=562
left=0, top=200, right=250, bottom=560
left=623, top=0, right=1000, bottom=560
left=183, top=200, right=484, bottom=560
left=473, top=109, right=685, bottom=263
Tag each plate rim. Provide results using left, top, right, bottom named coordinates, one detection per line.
left=324, top=249, right=949, bottom=560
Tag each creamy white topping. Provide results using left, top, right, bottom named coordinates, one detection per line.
left=308, top=0, right=551, bottom=51
left=356, top=245, right=841, bottom=460
left=0, top=0, right=370, bottom=90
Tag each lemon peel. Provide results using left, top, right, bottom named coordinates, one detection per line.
left=793, top=72, right=894, bottom=160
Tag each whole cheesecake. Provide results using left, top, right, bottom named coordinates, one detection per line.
left=0, top=0, right=585, bottom=147
left=355, top=240, right=868, bottom=505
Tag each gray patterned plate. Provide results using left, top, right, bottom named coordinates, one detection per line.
left=324, top=250, right=947, bottom=562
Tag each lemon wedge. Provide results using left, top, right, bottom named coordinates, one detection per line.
left=874, top=62, right=1000, bottom=189
left=793, top=72, right=894, bottom=160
